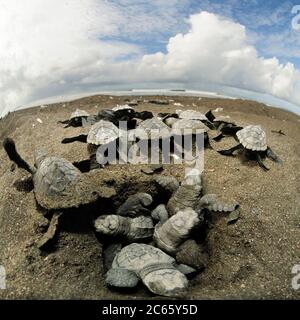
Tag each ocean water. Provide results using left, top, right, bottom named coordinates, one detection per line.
left=2, top=88, right=300, bottom=118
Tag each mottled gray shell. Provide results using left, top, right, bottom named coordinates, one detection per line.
left=135, top=117, right=170, bottom=139
left=33, top=157, right=116, bottom=209
left=165, top=117, right=178, bottom=127
left=34, top=157, right=81, bottom=208
left=167, top=184, right=202, bottom=216
left=172, top=119, right=209, bottom=133
left=110, top=243, right=188, bottom=296
left=87, top=120, right=119, bottom=145
left=236, top=125, right=267, bottom=151
left=70, top=109, right=90, bottom=119
left=154, top=208, right=200, bottom=254
left=94, top=215, right=154, bottom=242
left=176, top=109, right=208, bottom=121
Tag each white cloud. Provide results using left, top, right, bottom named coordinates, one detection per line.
left=0, top=0, right=140, bottom=115
left=0, top=2, right=299, bottom=117
left=134, top=12, right=300, bottom=106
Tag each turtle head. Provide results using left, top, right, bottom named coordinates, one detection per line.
left=94, top=215, right=123, bottom=236
left=34, top=148, right=48, bottom=167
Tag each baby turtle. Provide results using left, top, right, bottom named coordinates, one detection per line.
left=167, top=169, right=238, bottom=216
left=176, top=109, right=208, bottom=121
left=58, top=109, right=91, bottom=128
left=3, top=138, right=115, bottom=210
left=106, top=243, right=188, bottom=296
left=218, top=125, right=282, bottom=170
left=94, top=215, right=154, bottom=242
left=62, top=120, right=120, bottom=169
left=167, top=184, right=202, bottom=216
left=135, top=117, right=170, bottom=140
left=205, top=110, right=243, bottom=140
left=171, top=119, right=211, bottom=149
left=117, top=193, right=153, bottom=217
left=154, top=208, right=201, bottom=255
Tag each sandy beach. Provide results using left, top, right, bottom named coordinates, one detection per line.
left=0, top=94, right=299, bottom=299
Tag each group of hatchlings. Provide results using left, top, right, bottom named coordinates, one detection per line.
left=3, top=99, right=282, bottom=297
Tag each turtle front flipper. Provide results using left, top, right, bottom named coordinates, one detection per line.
left=205, top=110, right=215, bottom=123
left=212, top=132, right=224, bottom=141
left=57, top=119, right=69, bottom=125
left=222, top=125, right=243, bottom=135
left=3, top=138, right=36, bottom=174
left=198, top=194, right=239, bottom=213
left=106, top=268, right=139, bottom=288
left=266, top=147, right=282, bottom=164
left=218, top=143, right=243, bottom=156
left=256, top=153, right=270, bottom=171
left=61, top=134, right=88, bottom=144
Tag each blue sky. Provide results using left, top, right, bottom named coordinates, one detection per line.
left=107, top=0, right=300, bottom=67
left=0, top=0, right=300, bottom=116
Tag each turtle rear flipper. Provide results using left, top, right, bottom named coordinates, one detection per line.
left=57, top=119, right=69, bottom=125
left=106, top=268, right=139, bottom=288
left=218, top=143, right=243, bottom=156
left=72, top=159, right=92, bottom=173
left=3, top=138, right=36, bottom=174
left=266, top=147, right=282, bottom=164
left=212, top=132, right=224, bottom=141
left=198, top=194, right=239, bottom=213
left=256, top=153, right=270, bottom=171
left=61, top=134, right=88, bottom=144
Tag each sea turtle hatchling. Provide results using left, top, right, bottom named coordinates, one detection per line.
left=106, top=243, right=189, bottom=296
left=117, top=192, right=153, bottom=217
left=153, top=208, right=201, bottom=254
left=171, top=119, right=212, bottom=150
left=176, top=109, right=214, bottom=128
left=218, top=125, right=282, bottom=170
left=176, top=109, right=208, bottom=121
left=134, top=117, right=170, bottom=140
left=3, top=138, right=115, bottom=210
left=167, top=168, right=238, bottom=217
left=205, top=110, right=243, bottom=140
left=94, top=214, right=154, bottom=242
left=58, top=109, right=91, bottom=128
left=62, top=120, right=120, bottom=169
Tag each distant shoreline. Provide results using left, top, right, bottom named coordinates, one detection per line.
left=11, top=89, right=299, bottom=118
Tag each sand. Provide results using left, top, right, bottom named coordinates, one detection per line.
left=0, top=94, right=299, bottom=299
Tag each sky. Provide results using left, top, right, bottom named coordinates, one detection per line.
left=0, top=0, right=300, bottom=117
